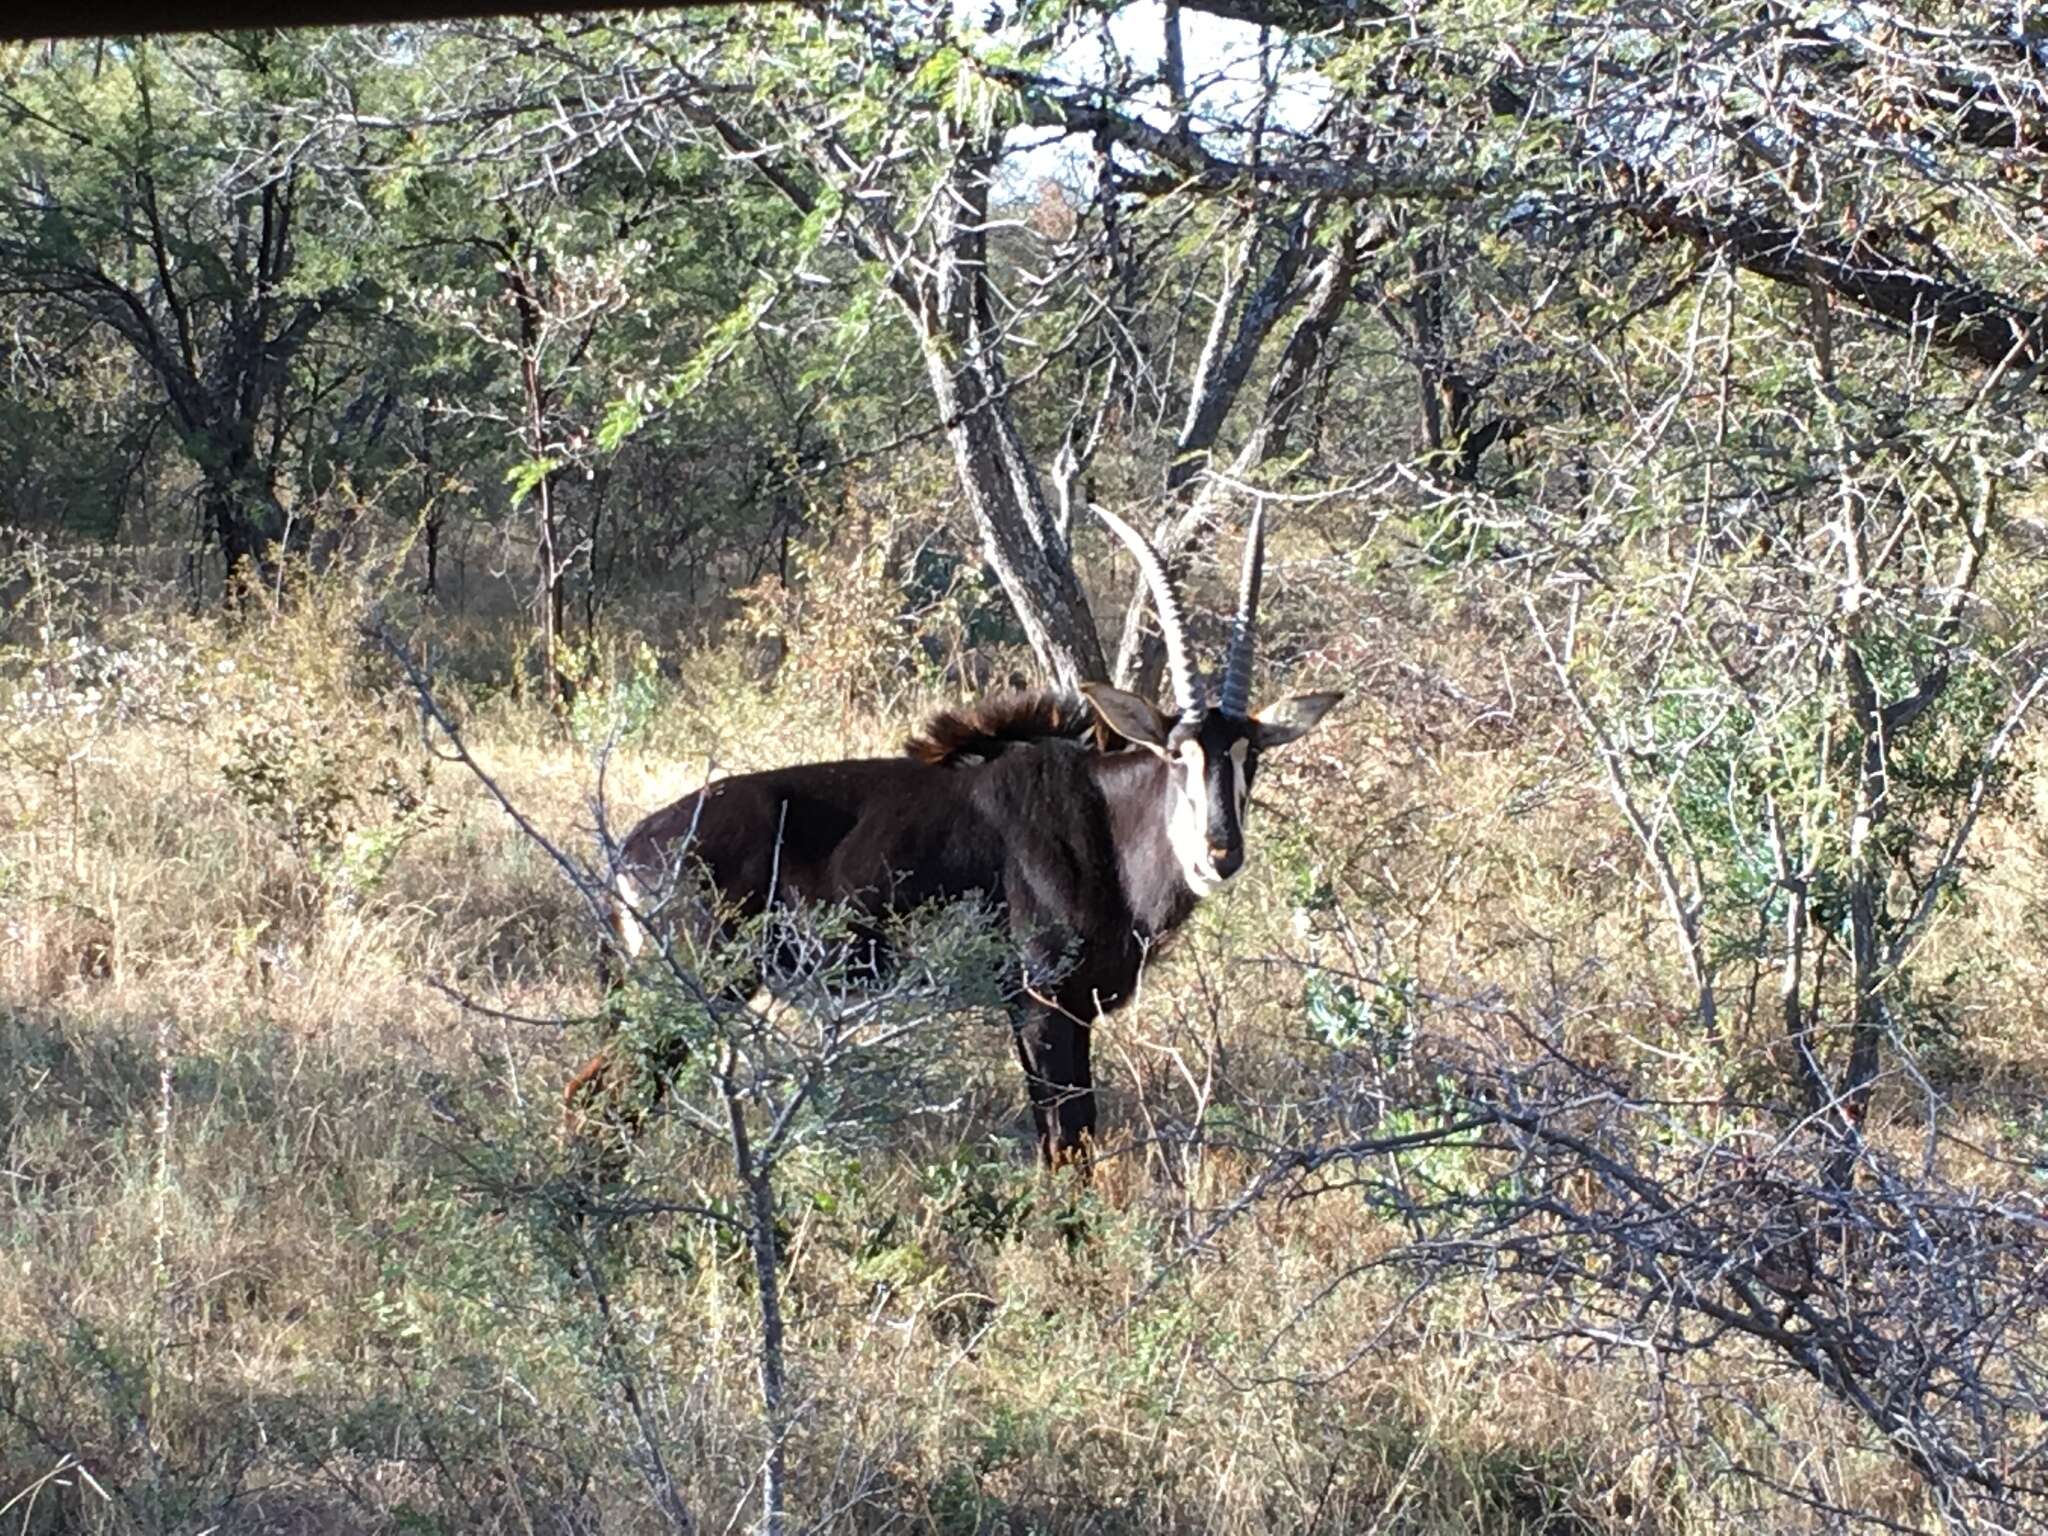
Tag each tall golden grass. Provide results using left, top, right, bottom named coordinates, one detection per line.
left=2, top=540, right=2038, bottom=1534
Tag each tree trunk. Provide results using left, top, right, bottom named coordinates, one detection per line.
left=1838, top=639, right=1892, bottom=1139
left=903, top=134, right=1109, bottom=690
left=207, top=448, right=295, bottom=607
left=923, top=350, right=1108, bottom=689
left=422, top=510, right=442, bottom=597
left=1115, top=223, right=1359, bottom=697
left=721, top=1057, right=788, bottom=1536
left=536, top=473, right=575, bottom=711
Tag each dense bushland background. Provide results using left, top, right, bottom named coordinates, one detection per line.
left=5, top=6, right=2048, bottom=1532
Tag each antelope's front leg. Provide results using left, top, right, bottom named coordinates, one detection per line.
left=1009, top=1000, right=1095, bottom=1169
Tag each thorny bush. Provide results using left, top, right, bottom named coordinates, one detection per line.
left=1232, top=987, right=2048, bottom=1532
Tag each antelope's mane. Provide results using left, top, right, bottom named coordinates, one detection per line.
left=904, top=689, right=1109, bottom=767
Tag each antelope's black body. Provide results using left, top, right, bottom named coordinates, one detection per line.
left=604, top=694, right=1196, bottom=1154
left=572, top=508, right=1340, bottom=1162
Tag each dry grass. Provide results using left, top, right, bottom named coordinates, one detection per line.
left=3, top=557, right=2042, bottom=1534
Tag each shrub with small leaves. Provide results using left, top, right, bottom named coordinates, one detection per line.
left=220, top=702, right=441, bottom=910
left=1305, top=968, right=1417, bottom=1065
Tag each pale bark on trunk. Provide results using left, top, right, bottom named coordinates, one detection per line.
left=922, top=348, right=1108, bottom=689
left=696, top=103, right=1120, bottom=688
left=897, top=133, right=1108, bottom=689
left=1114, top=220, right=1359, bottom=698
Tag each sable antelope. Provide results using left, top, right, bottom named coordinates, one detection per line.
left=569, top=506, right=1341, bottom=1161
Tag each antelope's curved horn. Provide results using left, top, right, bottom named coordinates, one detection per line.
left=1093, top=504, right=1203, bottom=719
left=1218, top=503, right=1266, bottom=718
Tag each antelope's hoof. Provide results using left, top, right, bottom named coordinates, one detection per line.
left=1046, top=1132, right=1096, bottom=1181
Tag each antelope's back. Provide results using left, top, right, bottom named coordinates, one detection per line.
left=819, top=728, right=1115, bottom=914
left=619, top=736, right=1116, bottom=916
left=616, top=756, right=934, bottom=908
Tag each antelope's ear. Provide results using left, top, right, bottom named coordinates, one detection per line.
left=1080, top=682, right=1173, bottom=755
left=1253, top=691, right=1343, bottom=749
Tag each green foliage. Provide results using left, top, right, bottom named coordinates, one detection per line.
left=502, top=457, right=559, bottom=508
left=1305, top=969, right=1416, bottom=1064
left=560, top=637, right=672, bottom=750
left=918, top=1146, right=1037, bottom=1248
left=1635, top=664, right=1803, bottom=921
left=220, top=694, right=441, bottom=909
left=0, top=35, right=386, bottom=559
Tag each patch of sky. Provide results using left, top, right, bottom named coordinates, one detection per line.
left=987, top=0, right=1335, bottom=196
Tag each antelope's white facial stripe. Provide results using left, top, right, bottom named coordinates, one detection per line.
left=1168, top=738, right=1252, bottom=896
left=1168, top=741, right=1216, bottom=893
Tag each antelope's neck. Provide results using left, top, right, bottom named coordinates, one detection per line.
left=1092, top=751, right=1199, bottom=939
